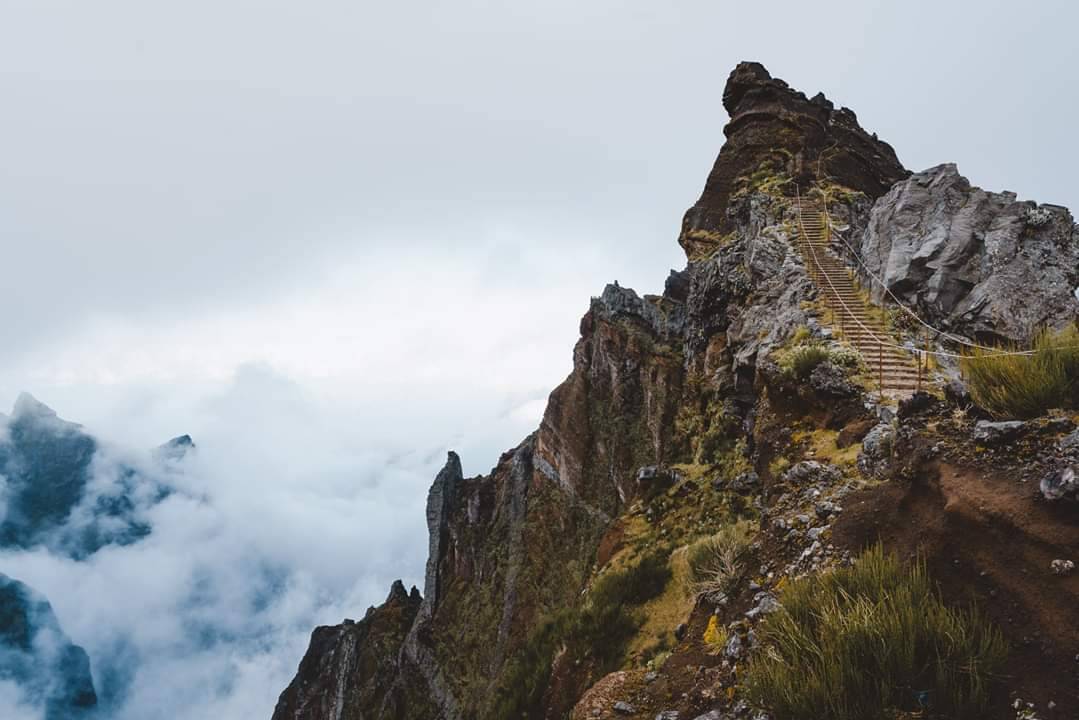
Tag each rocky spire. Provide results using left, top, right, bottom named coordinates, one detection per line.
left=419, top=451, right=463, bottom=620
left=679, top=61, right=908, bottom=259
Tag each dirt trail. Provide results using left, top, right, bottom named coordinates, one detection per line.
left=833, top=460, right=1079, bottom=718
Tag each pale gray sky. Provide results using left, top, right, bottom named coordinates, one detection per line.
left=0, top=2, right=1076, bottom=718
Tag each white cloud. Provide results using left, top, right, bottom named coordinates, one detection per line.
left=0, top=680, right=43, bottom=720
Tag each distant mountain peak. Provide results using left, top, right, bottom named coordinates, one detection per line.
left=13, top=392, right=58, bottom=420
left=155, top=434, right=197, bottom=462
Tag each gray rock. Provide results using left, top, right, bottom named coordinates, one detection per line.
left=860, top=164, right=1079, bottom=344
left=944, top=378, right=972, bottom=406
left=1060, top=429, right=1079, bottom=454
left=1041, top=466, right=1078, bottom=501
left=723, top=632, right=743, bottom=660
left=614, top=701, right=637, bottom=715
left=858, top=423, right=895, bottom=477
left=799, top=540, right=822, bottom=564
left=728, top=470, right=760, bottom=492
left=746, top=592, right=780, bottom=619
left=691, top=712, right=725, bottom=720
left=808, top=361, right=858, bottom=398
left=656, top=712, right=680, bottom=720
left=1050, top=559, right=1075, bottom=576
left=897, top=391, right=936, bottom=418
left=644, top=670, right=659, bottom=684
left=973, top=420, right=1027, bottom=445
left=782, top=461, right=842, bottom=487
left=593, top=283, right=686, bottom=341
left=674, top=622, right=688, bottom=641
left=420, top=452, right=463, bottom=618
left=815, top=501, right=839, bottom=519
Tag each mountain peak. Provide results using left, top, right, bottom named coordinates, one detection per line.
left=12, top=393, right=58, bottom=421
left=679, top=61, right=908, bottom=259
left=155, top=434, right=196, bottom=462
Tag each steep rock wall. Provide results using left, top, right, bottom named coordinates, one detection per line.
left=859, top=163, right=1079, bottom=343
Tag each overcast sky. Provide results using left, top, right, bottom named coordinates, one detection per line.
left=0, top=1, right=1077, bottom=717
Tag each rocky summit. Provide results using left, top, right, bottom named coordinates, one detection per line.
left=0, top=393, right=172, bottom=559
left=273, top=62, right=1079, bottom=720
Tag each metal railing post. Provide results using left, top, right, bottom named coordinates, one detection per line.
left=878, top=342, right=884, bottom=400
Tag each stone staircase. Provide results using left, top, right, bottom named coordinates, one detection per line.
left=795, top=197, right=923, bottom=398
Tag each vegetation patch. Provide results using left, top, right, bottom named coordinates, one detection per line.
left=960, top=325, right=1079, bottom=419
left=775, top=339, right=861, bottom=381
left=491, top=549, right=672, bottom=718
left=627, top=545, right=695, bottom=666
left=746, top=545, right=1007, bottom=720
left=789, top=427, right=861, bottom=469
left=686, top=520, right=756, bottom=603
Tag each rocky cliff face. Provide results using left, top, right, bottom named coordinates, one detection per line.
left=273, top=61, right=1079, bottom=720
left=859, top=163, right=1079, bottom=343
left=0, top=574, right=97, bottom=720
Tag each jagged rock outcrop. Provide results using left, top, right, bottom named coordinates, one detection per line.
left=860, top=163, right=1079, bottom=343
left=679, top=61, right=907, bottom=259
left=271, top=582, right=436, bottom=720
left=0, top=574, right=97, bottom=720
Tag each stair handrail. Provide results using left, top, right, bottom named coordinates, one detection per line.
left=795, top=187, right=907, bottom=354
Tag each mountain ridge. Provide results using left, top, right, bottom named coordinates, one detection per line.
left=272, top=61, right=1079, bottom=720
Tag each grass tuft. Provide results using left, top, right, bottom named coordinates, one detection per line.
left=746, top=545, right=1007, bottom=720
left=686, top=520, right=756, bottom=603
left=776, top=341, right=861, bottom=381
left=490, top=550, right=671, bottom=718
left=960, top=325, right=1079, bottom=419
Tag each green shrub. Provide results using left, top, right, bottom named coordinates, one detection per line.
left=777, top=341, right=861, bottom=381
left=686, top=520, right=755, bottom=602
left=490, top=550, right=671, bottom=718
left=746, top=545, right=1007, bottom=720
left=592, top=550, right=671, bottom=608
left=782, top=343, right=832, bottom=379
left=960, top=325, right=1079, bottom=419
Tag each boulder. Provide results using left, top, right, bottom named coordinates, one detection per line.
left=808, top=361, right=859, bottom=399
left=897, top=391, right=938, bottom=418
left=1059, top=429, right=1079, bottom=455
left=723, top=632, right=744, bottom=661
left=726, top=471, right=760, bottom=493
left=745, top=592, right=780, bottom=619
left=1041, top=466, right=1078, bottom=501
left=638, top=466, right=681, bottom=495
left=614, top=701, right=637, bottom=715
left=782, top=461, right=842, bottom=488
left=860, top=164, right=1079, bottom=344
left=973, top=420, right=1027, bottom=446
left=858, top=423, right=896, bottom=478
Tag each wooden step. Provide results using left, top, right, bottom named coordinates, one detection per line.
left=796, top=199, right=923, bottom=399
